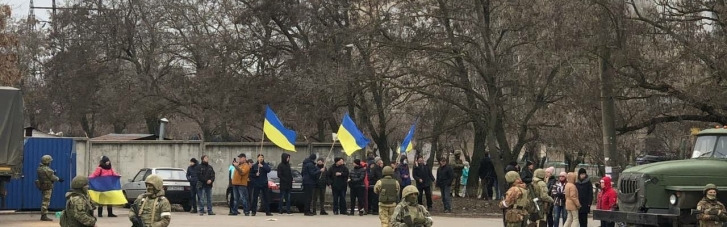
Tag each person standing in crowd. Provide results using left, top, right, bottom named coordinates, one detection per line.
left=374, top=166, right=400, bottom=227
left=196, top=155, right=216, bottom=216
left=251, top=154, right=272, bottom=216
left=413, top=155, right=435, bottom=210
left=60, top=176, right=97, bottom=227
left=460, top=161, right=470, bottom=197
left=478, top=152, right=496, bottom=200
left=597, top=176, right=617, bottom=227
left=436, top=157, right=454, bottom=213
left=451, top=150, right=465, bottom=197
left=129, top=175, right=171, bottom=227
left=399, top=157, right=411, bottom=189
left=505, top=161, right=520, bottom=173
left=368, top=157, right=383, bottom=215
left=544, top=167, right=557, bottom=227
left=520, top=160, right=534, bottom=185
left=227, top=158, right=236, bottom=216
left=696, top=184, right=727, bottom=227
left=563, top=172, right=580, bottom=227
left=390, top=186, right=434, bottom=227
left=186, top=158, right=199, bottom=213
left=576, top=168, right=593, bottom=227
left=37, top=155, right=62, bottom=221
left=277, top=153, right=293, bottom=215
left=89, top=156, right=120, bottom=217
left=551, top=172, right=567, bottom=227
left=532, top=169, right=554, bottom=227
left=231, top=153, right=251, bottom=216
left=329, top=157, right=349, bottom=215
left=348, top=159, right=367, bottom=216
left=311, top=158, right=329, bottom=215
left=301, top=154, right=321, bottom=216
left=500, top=171, right=530, bottom=227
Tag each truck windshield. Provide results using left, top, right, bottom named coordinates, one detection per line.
left=692, top=135, right=727, bottom=158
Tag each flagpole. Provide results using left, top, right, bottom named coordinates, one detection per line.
left=320, top=140, right=337, bottom=179
left=258, top=129, right=265, bottom=157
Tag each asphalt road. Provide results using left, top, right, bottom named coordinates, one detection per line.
left=2, top=206, right=603, bottom=227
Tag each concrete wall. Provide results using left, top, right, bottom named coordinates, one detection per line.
left=72, top=139, right=350, bottom=198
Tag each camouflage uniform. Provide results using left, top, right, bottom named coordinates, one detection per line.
left=60, top=176, right=97, bottom=227
left=375, top=166, right=401, bottom=227
left=529, top=169, right=554, bottom=227
left=450, top=151, right=464, bottom=197
left=500, top=171, right=531, bottom=227
left=37, top=155, right=60, bottom=221
left=696, top=184, right=727, bottom=227
left=390, top=186, right=433, bottom=227
left=129, top=175, right=172, bottom=227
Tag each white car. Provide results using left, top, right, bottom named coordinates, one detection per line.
left=122, top=167, right=193, bottom=211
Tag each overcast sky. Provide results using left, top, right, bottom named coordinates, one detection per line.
left=4, top=0, right=52, bottom=21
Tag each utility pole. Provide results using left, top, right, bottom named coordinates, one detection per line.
left=598, top=0, right=619, bottom=179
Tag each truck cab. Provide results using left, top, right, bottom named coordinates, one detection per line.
left=593, top=128, right=727, bottom=227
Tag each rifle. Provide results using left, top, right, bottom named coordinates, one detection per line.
left=130, top=202, right=144, bottom=227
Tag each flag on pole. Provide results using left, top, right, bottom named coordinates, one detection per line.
left=263, top=106, right=297, bottom=152
left=399, top=120, right=417, bottom=154
left=88, top=175, right=127, bottom=205
left=337, top=113, right=370, bottom=155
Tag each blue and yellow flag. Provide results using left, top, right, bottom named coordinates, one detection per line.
left=400, top=120, right=417, bottom=154
left=263, top=106, right=297, bottom=151
left=88, top=175, right=127, bottom=205
left=337, top=113, right=370, bottom=155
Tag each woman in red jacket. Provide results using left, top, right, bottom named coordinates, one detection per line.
left=597, top=176, right=617, bottom=227
left=89, top=156, right=120, bottom=217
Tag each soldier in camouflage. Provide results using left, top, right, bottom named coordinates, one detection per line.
left=390, top=185, right=433, bottom=227
left=129, top=174, right=172, bottom=227
left=530, top=169, right=554, bottom=227
left=696, top=184, right=727, bottom=227
left=60, top=176, right=97, bottom=227
left=450, top=150, right=465, bottom=197
left=500, top=171, right=531, bottom=227
left=37, top=154, right=63, bottom=221
left=375, top=166, right=401, bottom=227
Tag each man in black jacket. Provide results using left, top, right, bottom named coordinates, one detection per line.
left=413, top=155, right=435, bottom=209
left=311, top=158, right=329, bottom=215
left=349, top=159, right=366, bottom=216
left=186, top=158, right=199, bottom=213
left=328, top=157, right=349, bottom=215
left=477, top=152, right=496, bottom=200
left=520, top=160, right=534, bottom=185
left=436, top=157, right=454, bottom=213
left=251, top=154, right=272, bottom=216
left=367, top=157, right=383, bottom=215
left=301, top=154, right=321, bottom=216
left=196, top=155, right=216, bottom=215
left=277, top=153, right=293, bottom=215
left=576, top=168, right=593, bottom=227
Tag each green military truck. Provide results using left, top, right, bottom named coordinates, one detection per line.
left=0, top=87, right=24, bottom=207
left=593, top=128, right=727, bottom=227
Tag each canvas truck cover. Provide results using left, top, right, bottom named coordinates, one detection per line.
left=0, top=87, right=23, bottom=176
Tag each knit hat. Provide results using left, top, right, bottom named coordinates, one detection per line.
left=238, top=153, right=246, bottom=158
left=317, top=158, right=326, bottom=162
left=526, top=160, right=533, bottom=167
left=100, top=156, right=110, bottom=163
left=374, top=157, right=381, bottom=163
left=545, top=167, right=555, bottom=174
left=190, top=158, right=198, bottom=164
left=578, top=168, right=587, bottom=175
left=334, top=157, right=343, bottom=163
left=309, top=154, right=317, bottom=160
left=354, top=159, right=361, bottom=166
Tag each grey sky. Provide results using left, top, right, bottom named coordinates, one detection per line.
left=4, top=0, right=52, bottom=21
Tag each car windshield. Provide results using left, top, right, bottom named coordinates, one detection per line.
left=267, top=170, right=302, bottom=179
left=692, top=135, right=727, bottom=158
left=155, top=169, right=187, bottom=180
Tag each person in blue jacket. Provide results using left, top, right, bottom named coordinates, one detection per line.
left=250, top=154, right=272, bottom=216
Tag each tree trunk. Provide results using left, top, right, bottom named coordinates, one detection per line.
left=466, top=123, right=487, bottom=198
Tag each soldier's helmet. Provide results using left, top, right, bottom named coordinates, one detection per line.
left=534, top=169, right=546, bottom=179
left=382, top=166, right=394, bottom=176
left=704, top=183, right=718, bottom=195
left=402, top=185, right=419, bottom=198
left=41, top=155, right=53, bottom=164
left=505, top=171, right=520, bottom=183
left=454, top=150, right=462, bottom=156
left=71, top=176, right=89, bottom=189
left=145, top=174, right=164, bottom=191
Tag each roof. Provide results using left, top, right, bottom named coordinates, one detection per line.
left=697, top=128, right=727, bottom=135
left=91, top=133, right=167, bottom=141
left=0, top=86, right=20, bottom=91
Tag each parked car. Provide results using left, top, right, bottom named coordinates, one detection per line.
left=122, top=167, right=193, bottom=211
left=227, top=168, right=306, bottom=212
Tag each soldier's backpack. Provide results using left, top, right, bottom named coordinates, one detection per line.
left=526, top=183, right=541, bottom=221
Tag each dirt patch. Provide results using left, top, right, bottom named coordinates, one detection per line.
left=427, top=196, right=503, bottom=218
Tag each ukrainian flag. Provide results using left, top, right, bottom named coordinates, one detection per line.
left=263, top=106, right=297, bottom=151
left=337, top=113, right=370, bottom=155
left=400, top=120, right=417, bottom=154
left=88, top=175, right=127, bottom=205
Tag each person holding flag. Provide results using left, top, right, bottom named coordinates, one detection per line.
left=88, top=156, right=127, bottom=218
left=89, top=156, right=121, bottom=217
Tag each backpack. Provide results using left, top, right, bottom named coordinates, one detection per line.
left=526, top=183, right=541, bottom=221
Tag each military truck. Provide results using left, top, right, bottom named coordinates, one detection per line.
left=593, top=127, right=727, bottom=227
left=0, top=87, right=24, bottom=207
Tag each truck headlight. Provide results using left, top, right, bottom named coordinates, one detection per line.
left=669, top=194, right=677, bottom=205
